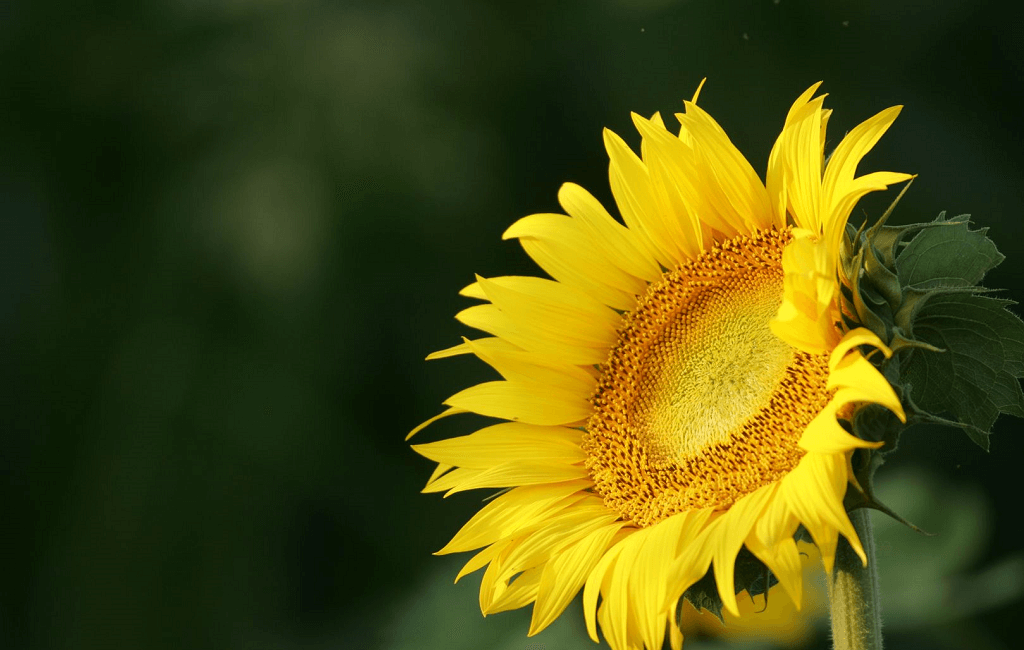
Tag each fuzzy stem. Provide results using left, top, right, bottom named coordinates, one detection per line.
left=827, top=508, right=883, bottom=650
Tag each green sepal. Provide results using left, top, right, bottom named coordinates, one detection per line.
left=682, top=570, right=725, bottom=622
left=844, top=410, right=932, bottom=536
left=793, top=524, right=814, bottom=544
left=681, top=547, right=779, bottom=623
left=842, top=191, right=1024, bottom=526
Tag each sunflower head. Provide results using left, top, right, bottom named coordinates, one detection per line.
left=583, top=227, right=834, bottom=528
left=408, top=82, right=1017, bottom=650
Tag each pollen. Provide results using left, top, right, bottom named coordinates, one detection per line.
left=583, top=228, right=833, bottom=527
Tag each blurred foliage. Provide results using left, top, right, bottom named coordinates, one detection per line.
left=2, top=0, right=1023, bottom=649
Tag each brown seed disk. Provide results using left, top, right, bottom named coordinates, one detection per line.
left=582, top=228, right=833, bottom=527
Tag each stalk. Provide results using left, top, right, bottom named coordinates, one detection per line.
left=827, top=508, right=883, bottom=650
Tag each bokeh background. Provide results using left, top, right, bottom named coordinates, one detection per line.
left=3, top=0, right=1024, bottom=649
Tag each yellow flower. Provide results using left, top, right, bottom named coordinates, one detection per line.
left=410, top=82, right=910, bottom=650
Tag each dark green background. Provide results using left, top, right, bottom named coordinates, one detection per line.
left=3, top=1, right=1023, bottom=649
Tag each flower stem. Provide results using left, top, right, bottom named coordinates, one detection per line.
left=827, top=508, right=883, bottom=650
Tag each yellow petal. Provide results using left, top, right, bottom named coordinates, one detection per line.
left=768, top=85, right=828, bottom=231
left=631, top=113, right=708, bottom=256
left=668, top=596, right=684, bottom=650
left=829, top=327, right=892, bottom=364
left=825, top=171, right=914, bottom=256
left=711, top=485, right=775, bottom=617
left=756, top=490, right=800, bottom=554
left=828, top=357, right=905, bottom=421
left=821, top=106, right=903, bottom=231
left=767, top=82, right=821, bottom=228
left=603, top=127, right=681, bottom=269
left=557, top=182, right=662, bottom=283
left=497, top=499, right=618, bottom=585
left=503, top=212, right=643, bottom=310
left=631, top=532, right=668, bottom=650
left=475, top=275, right=620, bottom=348
left=583, top=533, right=629, bottom=643
left=435, top=459, right=590, bottom=496
left=455, top=303, right=609, bottom=365
left=479, top=541, right=514, bottom=612
left=412, top=422, right=585, bottom=469
left=436, top=481, right=590, bottom=554
left=473, top=275, right=621, bottom=333
left=629, top=512, right=709, bottom=650
left=486, top=567, right=543, bottom=614
left=456, top=540, right=507, bottom=583
left=602, top=531, right=644, bottom=650
left=798, top=398, right=883, bottom=454
left=778, top=453, right=863, bottom=574
left=460, top=336, right=595, bottom=394
left=425, top=339, right=475, bottom=360
left=745, top=533, right=804, bottom=609
left=422, top=466, right=482, bottom=494
left=443, top=379, right=591, bottom=426
left=771, top=234, right=841, bottom=355
left=676, top=101, right=773, bottom=232
left=426, top=462, right=453, bottom=485
left=530, top=522, right=625, bottom=636
left=406, top=406, right=465, bottom=440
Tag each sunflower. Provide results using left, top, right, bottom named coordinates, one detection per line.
left=410, top=82, right=910, bottom=650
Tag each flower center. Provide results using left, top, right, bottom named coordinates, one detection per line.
left=583, top=228, right=832, bottom=527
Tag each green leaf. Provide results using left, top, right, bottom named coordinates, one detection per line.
left=902, top=293, right=1024, bottom=447
left=895, top=214, right=1004, bottom=290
